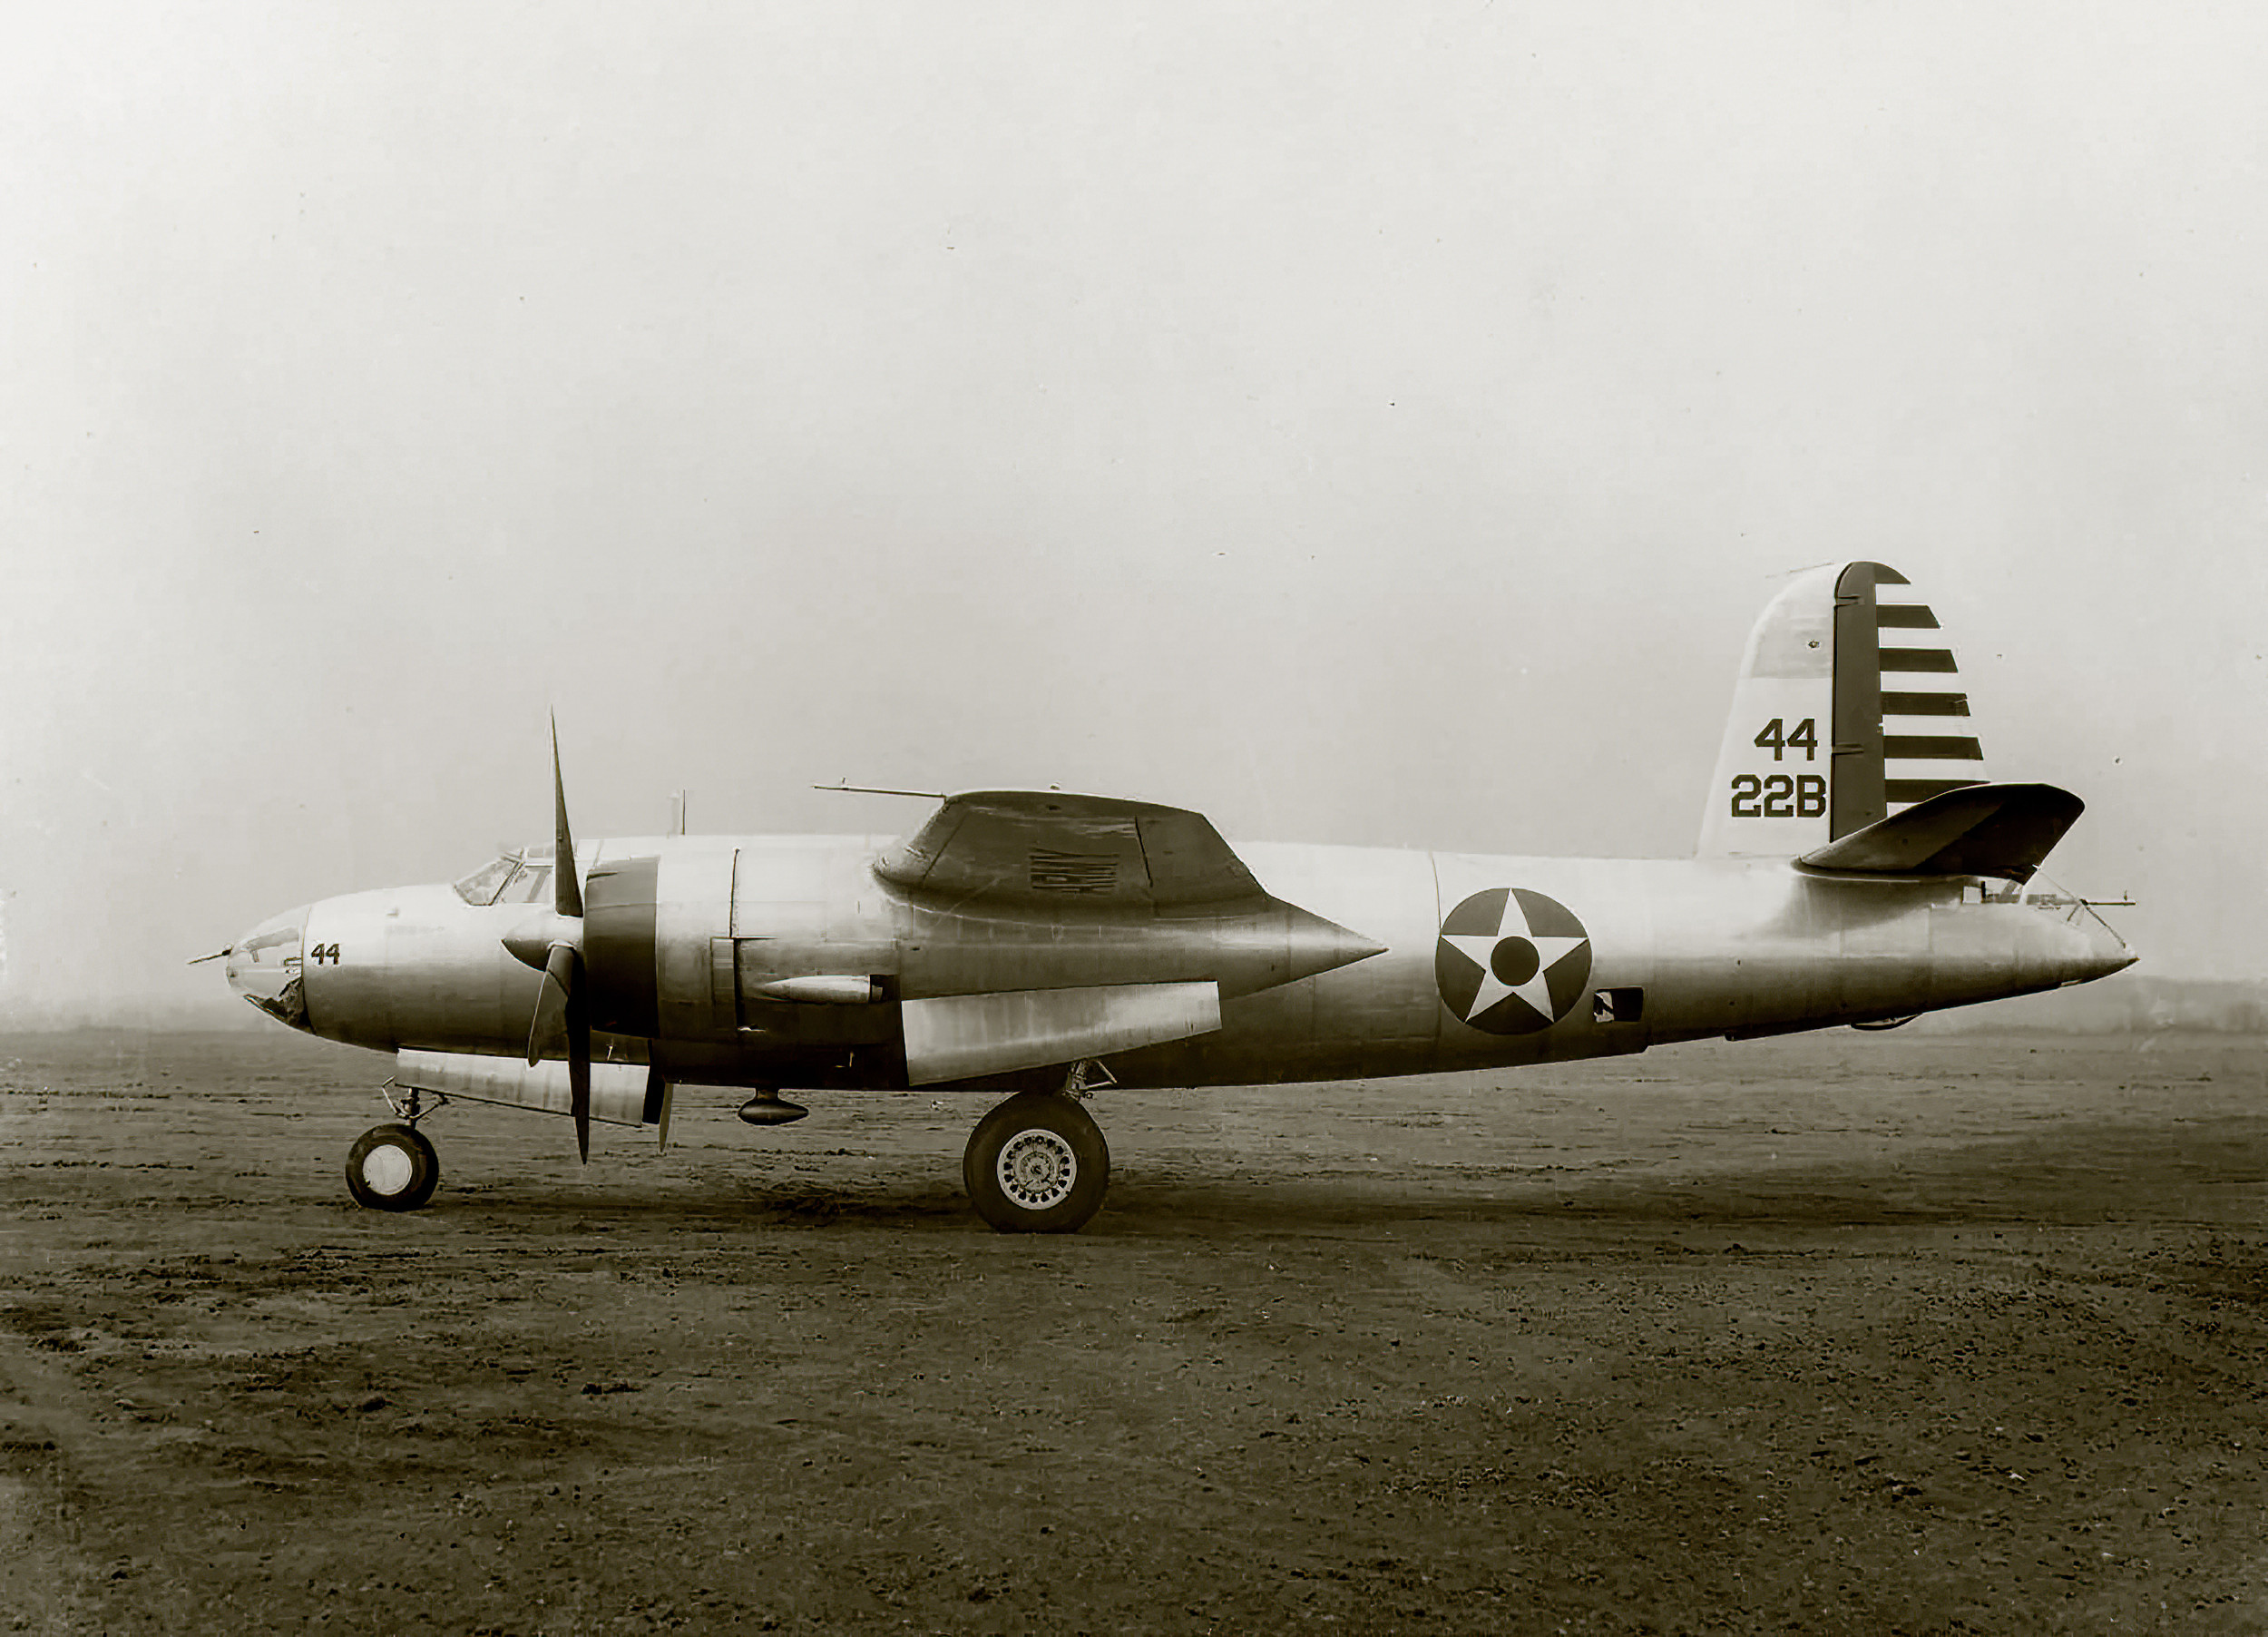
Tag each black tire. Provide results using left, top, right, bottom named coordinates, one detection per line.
left=345, top=1123, right=440, bottom=1211
left=963, top=1092, right=1110, bottom=1233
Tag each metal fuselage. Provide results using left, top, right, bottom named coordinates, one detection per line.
left=253, top=832, right=2134, bottom=1093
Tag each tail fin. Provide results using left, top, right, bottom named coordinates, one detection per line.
left=1697, top=563, right=1985, bottom=858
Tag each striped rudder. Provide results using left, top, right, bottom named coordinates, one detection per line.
left=1699, top=563, right=1986, bottom=858
left=1867, top=573, right=1985, bottom=818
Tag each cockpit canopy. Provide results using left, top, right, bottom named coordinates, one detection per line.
left=453, top=845, right=557, bottom=907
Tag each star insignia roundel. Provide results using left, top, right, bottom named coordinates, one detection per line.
left=1435, top=888, right=1593, bottom=1034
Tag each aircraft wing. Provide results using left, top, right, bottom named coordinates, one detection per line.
left=876, top=790, right=1267, bottom=913
left=875, top=790, right=1382, bottom=1083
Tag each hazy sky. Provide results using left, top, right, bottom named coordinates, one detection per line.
left=5, top=2, right=2264, bottom=1024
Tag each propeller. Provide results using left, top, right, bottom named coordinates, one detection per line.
left=503, top=718, right=592, bottom=1162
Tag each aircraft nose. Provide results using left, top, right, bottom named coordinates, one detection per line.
left=226, top=905, right=312, bottom=1031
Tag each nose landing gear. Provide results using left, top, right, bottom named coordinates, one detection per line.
left=345, top=1123, right=441, bottom=1211
left=345, top=1082, right=443, bottom=1211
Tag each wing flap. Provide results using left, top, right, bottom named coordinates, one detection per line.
left=1794, top=781, right=2083, bottom=884
left=900, top=980, right=1221, bottom=1086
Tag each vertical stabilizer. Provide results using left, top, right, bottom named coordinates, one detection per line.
left=1697, top=564, right=1985, bottom=858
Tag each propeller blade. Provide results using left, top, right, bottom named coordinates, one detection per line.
left=528, top=942, right=575, bottom=1066
left=551, top=714, right=583, bottom=919
left=566, top=950, right=591, bottom=1164
left=540, top=717, right=590, bottom=1161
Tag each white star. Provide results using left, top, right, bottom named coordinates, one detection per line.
left=1442, top=894, right=1589, bottom=1024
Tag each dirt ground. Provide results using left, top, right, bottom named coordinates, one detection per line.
left=3, top=1028, right=2266, bottom=1635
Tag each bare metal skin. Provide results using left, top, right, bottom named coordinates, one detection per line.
left=217, top=563, right=2133, bottom=1230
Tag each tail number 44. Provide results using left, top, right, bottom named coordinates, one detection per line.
left=1730, top=718, right=1826, bottom=817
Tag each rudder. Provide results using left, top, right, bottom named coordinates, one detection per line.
left=1697, top=563, right=1985, bottom=858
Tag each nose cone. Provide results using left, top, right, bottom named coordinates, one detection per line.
left=2077, top=917, right=2139, bottom=985
left=2050, top=906, right=2138, bottom=988
left=226, top=905, right=312, bottom=1031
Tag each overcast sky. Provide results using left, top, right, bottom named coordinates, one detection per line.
left=5, top=2, right=2263, bottom=1024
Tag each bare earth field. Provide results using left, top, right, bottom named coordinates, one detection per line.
left=3, top=1028, right=2266, bottom=1635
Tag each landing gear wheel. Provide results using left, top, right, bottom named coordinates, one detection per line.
left=963, top=1092, right=1110, bottom=1234
left=345, top=1123, right=440, bottom=1211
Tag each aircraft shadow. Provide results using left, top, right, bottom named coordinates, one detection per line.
left=414, top=1114, right=2268, bottom=1237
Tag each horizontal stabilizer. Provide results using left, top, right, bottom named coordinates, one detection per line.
left=901, top=980, right=1221, bottom=1085
left=1794, top=782, right=2083, bottom=884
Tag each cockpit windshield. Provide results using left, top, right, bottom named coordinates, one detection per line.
left=500, top=865, right=552, bottom=905
left=454, top=855, right=520, bottom=907
left=452, top=847, right=561, bottom=907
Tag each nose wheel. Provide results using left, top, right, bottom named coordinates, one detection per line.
left=963, top=1091, right=1110, bottom=1233
left=345, top=1122, right=441, bottom=1211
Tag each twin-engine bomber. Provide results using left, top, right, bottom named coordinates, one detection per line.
left=213, top=563, right=2134, bottom=1230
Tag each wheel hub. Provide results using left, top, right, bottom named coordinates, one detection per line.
left=996, top=1128, right=1078, bottom=1211
left=361, top=1144, right=414, bottom=1196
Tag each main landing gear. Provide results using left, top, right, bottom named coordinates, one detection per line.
left=962, top=1068, right=1113, bottom=1234
left=346, top=1083, right=442, bottom=1211
left=335, top=1073, right=1119, bottom=1231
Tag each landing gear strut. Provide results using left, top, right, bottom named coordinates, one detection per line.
left=963, top=1091, right=1110, bottom=1233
